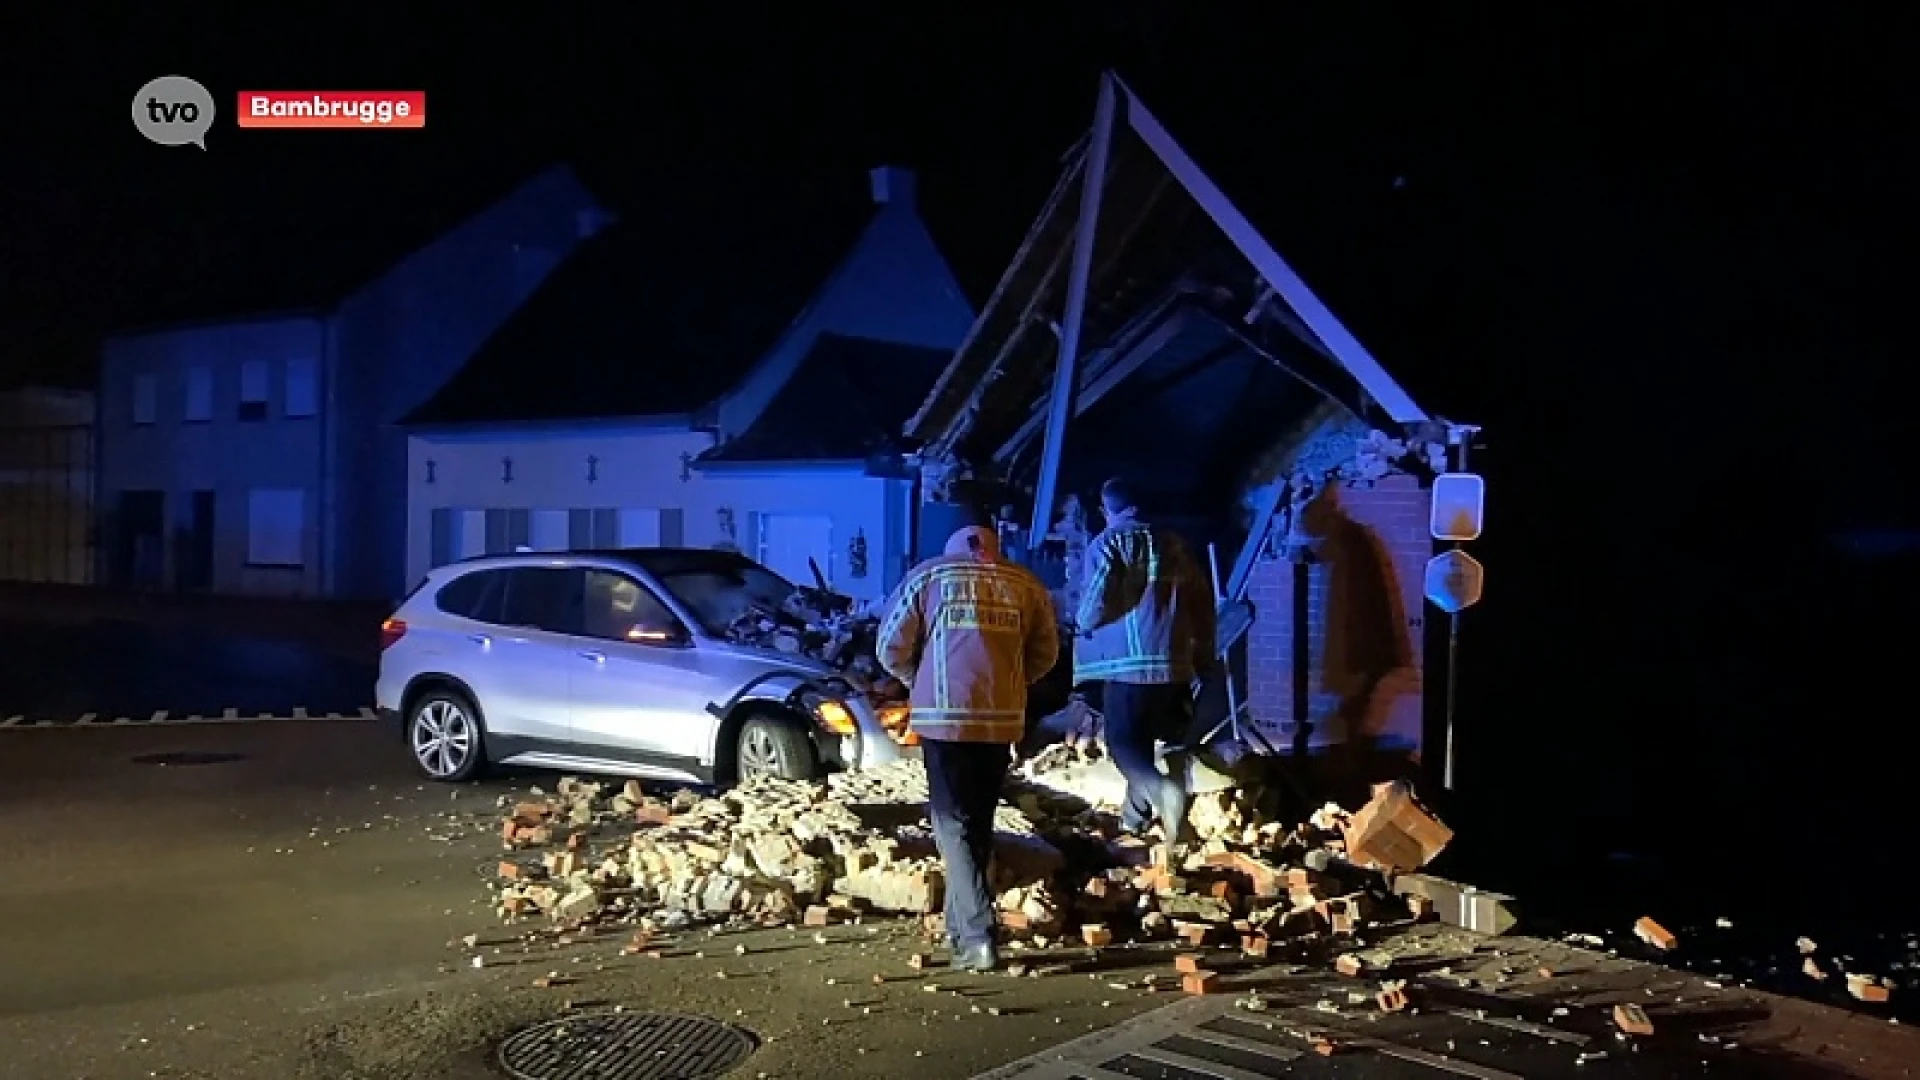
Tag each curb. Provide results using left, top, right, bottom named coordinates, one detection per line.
left=0, top=707, right=377, bottom=729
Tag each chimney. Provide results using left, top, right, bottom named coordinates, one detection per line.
left=869, top=165, right=916, bottom=210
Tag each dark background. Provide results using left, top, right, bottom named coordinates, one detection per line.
left=5, top=6, right=1914, bottom=942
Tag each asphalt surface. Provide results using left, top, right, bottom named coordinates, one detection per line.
left=3, top=719, right=1916, bottom=1080
left=0, top=616, right=373, bottom=718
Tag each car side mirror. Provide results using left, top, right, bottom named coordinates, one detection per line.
left=624, top=622, right=690, bottom=648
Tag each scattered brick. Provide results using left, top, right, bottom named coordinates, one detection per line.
left=1803, top=957, right=1827, bottom=981
left=1633, top=916, right=1678, bottom=951
left=1335, top=954, right=1365, bottom=977
left=1080, top=924, right=1113, bottom=948
left=1311, top=1038, right=1337, bottom=1056
left=907, top=953, right=927, bottom=971
left=804, top=906, right=834, bottom=927
left=1181, top=971, right=1219, bottom=995
left=1848, top=975, right=1892, bottom=1003
left=1174, top=954, right=1207, bottom=974
left=1377, top=987, right=1409, bottom=1012
left=1241, top=934, right=1269, bottom=958
left=497, top=861, right=527, bottom=880
left=1612, top=1003, right=1654, bottom=1035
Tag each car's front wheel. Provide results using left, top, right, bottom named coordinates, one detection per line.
left=736, top=715, right=816, bottom=782
left=408, top=689, right=486, bottom=782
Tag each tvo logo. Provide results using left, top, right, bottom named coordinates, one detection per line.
left=132, top=75, right=215, bottom=149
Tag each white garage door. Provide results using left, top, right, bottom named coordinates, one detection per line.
left=759, top=514, right=834, bottom=589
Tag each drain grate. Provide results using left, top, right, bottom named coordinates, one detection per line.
left=498, top=1012, right=756, bottom=1080
left=130, top=751, right=246, bottom=766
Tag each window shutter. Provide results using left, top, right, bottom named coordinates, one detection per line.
left=506, top=510, right=531, bottom=550
left=430, top=509, right=453, bottom=567
left=659, top=508, right=684, bottom=547
left=591, top=509, right=619, bottom=548
left=484, top=510, right=510, bottom=554
left=744, top=511, right=763, bottom=561
left=568, top=509, right=594, bottom=549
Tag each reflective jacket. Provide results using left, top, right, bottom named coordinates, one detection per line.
left=876, top=528, right=1060, bottom=744
left=1073, top=520, right=1216, bottom=685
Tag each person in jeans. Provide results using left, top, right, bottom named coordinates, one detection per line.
left=877, top=523, right=1059, bottom=972
left=1074, top=478, right=1217, bottom=857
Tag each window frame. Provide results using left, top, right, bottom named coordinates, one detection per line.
left=244, top=488, right=306, bottom=569
left=580, top=567, right=690, bottom=646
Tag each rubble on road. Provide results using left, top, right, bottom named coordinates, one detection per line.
left=482, top=759, right=1468, bottom=987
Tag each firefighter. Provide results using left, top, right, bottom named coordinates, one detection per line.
left=877, top=523, right=1059, bottom=972
left=1074, top=477, right=1217, bottom=857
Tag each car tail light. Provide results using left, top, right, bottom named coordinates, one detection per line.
left=380, top=618, right=408, bottom=650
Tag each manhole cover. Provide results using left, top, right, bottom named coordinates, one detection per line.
left=130, top=751, right=246, bottom=766
left=498, top=1012, right=756, bottom=1080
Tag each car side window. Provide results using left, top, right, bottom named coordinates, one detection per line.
left=582, top=569, right=683, bottom=643
left=497, top=568, right=584, bottom=635
left=435, top=570, right=503, bottom=623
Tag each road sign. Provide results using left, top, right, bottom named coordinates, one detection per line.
left=1430, top=472, right=1485, bottom=541
left=1425, top=549, right=1484, bottom=613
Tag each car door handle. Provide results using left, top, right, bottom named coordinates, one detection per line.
left=577, top=650, right=606, bottom=663
left=467, top=633, right=492, bottom=647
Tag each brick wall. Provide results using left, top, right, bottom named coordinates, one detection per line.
left=1243, top=473, right=1432, bottom=760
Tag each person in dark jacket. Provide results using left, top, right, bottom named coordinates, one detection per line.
left=877, top=524, right=1059, bottom=972
left=1074, top=478, right=1217, bottom=854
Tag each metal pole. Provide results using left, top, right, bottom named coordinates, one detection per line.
left=1029, top=73, right=1118, bottom=544
left=1441, top=436, right=1471, bottom=791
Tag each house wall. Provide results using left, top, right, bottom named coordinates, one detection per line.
left=97, top=316, right=329, bottom=595
left=714, top=177, right=975, bottom=442
left=0, top=389, right=95, bottom=584
left=1243, top=473, right=1432, bottom=759
left=330, top=167, right=605, bottom=602
left=407, top=426, right=912, bottom=604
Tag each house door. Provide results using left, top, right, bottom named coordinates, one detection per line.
left=113, top=490, right=166, bottom=590
left=179, top=490, right=215, bottom=591
left=759, top=514, right=834, bottom=589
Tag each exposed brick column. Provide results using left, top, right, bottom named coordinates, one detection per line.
left=1241, top=474, right=1432, bottom=759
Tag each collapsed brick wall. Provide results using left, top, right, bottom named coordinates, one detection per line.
left=1244, top=474, right=1432, bottom=758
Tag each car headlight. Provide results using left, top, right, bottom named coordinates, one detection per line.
left=810, top=697, right=857, bottom=736
left=877, top=704, right=919, bottom=747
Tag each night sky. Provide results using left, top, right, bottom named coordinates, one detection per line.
left=5, top=8, right=1915, bottom=868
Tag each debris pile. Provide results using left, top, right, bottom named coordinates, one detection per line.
left=720, top=585, right=898, bottom=694
left=486, top=764, right=1461, bottom=969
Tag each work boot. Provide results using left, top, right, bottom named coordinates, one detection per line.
left=951, top=942, right=998, bottom=973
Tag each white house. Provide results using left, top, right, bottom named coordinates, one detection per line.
left=401, top=166, right=975, bottom=603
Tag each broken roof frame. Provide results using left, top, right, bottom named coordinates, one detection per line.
left=907, top=72, right=1443, bottom=535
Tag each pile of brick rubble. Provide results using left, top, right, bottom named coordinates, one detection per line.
left=489, top=751, right=1460, bottom=970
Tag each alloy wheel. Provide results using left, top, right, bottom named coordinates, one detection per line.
left=412, top=699, right=473, bottom=778
left=738, top=726, right=780, bottom=778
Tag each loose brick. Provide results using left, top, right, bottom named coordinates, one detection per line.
left=635, top=803, right=673, bottom=826
left=803, top=906, right=834, bottom=927
left=512, top=802, right=552, bottom=826
left=1174, top=953, right=1207, bottom=974
left=1181, top=971, right=1219, bottom=995
left=1083, top=877, right=1109, bottom=899
left=1241, top=933, right=1269, bottom=958
left=1613, top=1003, right=1654, bottom=1036
left=1377, top=987, right=1409, bottom=1012
left=498, top=861, right=527, bottom=880
left=1848, top=975, right=1892, bottom=1003
left=907, top=953, right=927, bottom=970
left=1176, top=923, right=1211, bottom=946
left=1406, top=894, right=1435, bottom=921
left=1311, top=1038, right=1337, bottom=1056
left=565, top=831, right=587, bottom=852
left=1000, top=910, right=1031, bottom=931
left=1335, top=954, right=1364, bottom=977
left=1081, top=924, right=1113, bottom=948
left=500, top=819, right=521, bottom=843
left=1803, top=957, right=1827, bottom=981
left=1633, top=916, right=1678, bottom=951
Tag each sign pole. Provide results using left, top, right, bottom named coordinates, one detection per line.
left=1441, top=436, right=1471, bottom=792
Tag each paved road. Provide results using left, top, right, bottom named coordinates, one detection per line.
left=3, top=720, right=1914, bottom=1080
left=0, top=616, right=373, bottom=719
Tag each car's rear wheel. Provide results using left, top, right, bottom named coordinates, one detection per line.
left=409, top=688, right=485, bottom=782
left=736, top=716, right=815, bottom=782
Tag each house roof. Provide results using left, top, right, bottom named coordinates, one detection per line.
left=697, top=333, right=952, bottom=464
left=105, top=165, right=593, bottom=336
left=402, top=173, right=881, bottom=428
left=906, top=73, right=1450, bottom=469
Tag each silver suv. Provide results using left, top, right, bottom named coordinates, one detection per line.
left=375, top=548, right=913, bottom=786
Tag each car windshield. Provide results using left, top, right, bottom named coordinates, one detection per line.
left=639, top=554, right=797, bottom=637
